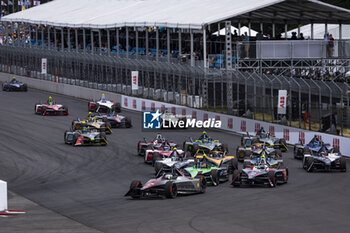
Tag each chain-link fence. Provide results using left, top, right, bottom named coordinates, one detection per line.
left=0, top=44, right=349, bottom=136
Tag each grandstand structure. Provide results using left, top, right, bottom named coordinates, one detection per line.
left=1, top=0, right=350, bottom=136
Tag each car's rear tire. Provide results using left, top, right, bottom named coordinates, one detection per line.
left=198, top=175, right=207, bottom=193
left=340, top=157, right=347, bottom=172
left=306, top=157, right=314, bottom=172
left=268, top=171, right=276, bottom=187
left=165, top=182, right=177, bottom=198
left=210, top=169, right=219, bottom=186
left=154, top=162, right=163, bottom=175
left=152, top=152, right=161, bottom=166
left=232, top=169, right=240, bottom=187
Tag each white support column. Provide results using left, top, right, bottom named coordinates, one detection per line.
left=339, top=23, right=343, bottom=40
left=135, top=29, right=138, bottom=57
left=260, top=23, right=263, bottom=34
left=107, top=29, right=111, bottom=56
left=285, top=24, right=288, bottom=40
left=178, top=29, right=181, bottom=54
left=156, top=28, right=159, bottom=61
left=47, top=26, right=50, bottom=49
left=98, top=29, right=102, bottom=55
left=67, top=28, right=71, bottom=50
left=225, top=21, right=232, bottom=70
left=167, top=28, right=170, bottom=62
left=90, top=30, right=94, bottom=54
left=75, top=29, right=78, bottom=52
left=61, top=28, right=64, bottom=50
left=203, top=26, right=207, bottom=69
left=311, top=23, right=314, bottom=40
left=126, top=27, right=129, bottom=58
left=297, top=24, right=301, bottom=37
left=272, top=23, right=275, bottom=38
left=190, top=30, right=194, bottom=67
left=238, top=22, right=241, bottom=36
left=248, top=22, right=251, bottom=37
left=116, top=28, right=120, bottom=56
left=82, top=29, right=86, bottom=53
left=145, top=28, right=149, bottom=56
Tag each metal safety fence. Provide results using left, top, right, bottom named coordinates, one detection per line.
left=0, top=44, right=349, bottom=137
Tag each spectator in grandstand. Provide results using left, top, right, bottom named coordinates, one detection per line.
left=243, top=32, right=250, bottom=59
left=299, top=33, right=305, bottom=40
left=291, top=32, right=298, bottom=40
left=328, top=34, right=334, bottom=57
left=256, top=31, right=264, bottom=40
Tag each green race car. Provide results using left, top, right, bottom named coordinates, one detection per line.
left=183, top=132, right=228, bottom=155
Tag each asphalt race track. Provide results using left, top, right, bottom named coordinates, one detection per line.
left=0, top=87, right=350, bottom=233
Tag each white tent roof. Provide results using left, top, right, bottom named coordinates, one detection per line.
left=212, top=26, right=258, bottom=36
left=283, top=24, right=350, bottom=40
left=2, top=0, right=350, bottom=29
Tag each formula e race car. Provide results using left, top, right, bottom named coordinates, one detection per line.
left=231, top=156, right=288, bottom=188
left=183, top=132, right=228, bottom=155
left=182, top=156, right=228, bottom=186
left=2, top=78, right=27, bottom=91
left=195, top=151, right=238, bottom=174
left=71, top=117, right=112, bottom=134
left=125, top=169, right=206, bottom=199
left=153, top=150, right=193, bottom=175
left=302, top=146, right=346, bottom=172
left=64, top=128, right=107, bottom=146
left=236, top=134, right=261, bottom=162
left=294, top=136, right=334, bottom=159
left=255, top=128, right=288, bottom=152
left=88, top=94, right=121, bottom=114
left=137, top=134, right=176, bottom=156
left=34, top=102, right=69, bottom=116
left=94, top=112, right=132, bottom=128
left=243, top=146, right=283, bottom=169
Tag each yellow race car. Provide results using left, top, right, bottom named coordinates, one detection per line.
left=194, top=151, right=238, bottom=175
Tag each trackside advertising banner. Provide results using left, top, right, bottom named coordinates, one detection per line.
left=121, top=95, right=349, bottom=157
left=0, top=180, right=7, bottom=211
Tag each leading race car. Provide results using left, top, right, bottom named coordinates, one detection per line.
left=231, top=155, right=288, bottom=188
left=88, top=94, right=121, bottom=114
left=294, top=135, right=334, bottom=159
left=64, top=128, right=107, bottom=146
left=125, top=169, right=206, bottom=199
left=183, top=131, right=228, bottom=155
left=302, top=145, right=346, bottom=172
left=2, top=78, right=28, bottom=91
left=34, top=102, right=69, bottom=116
left=255, top=128, right=288, bottom=152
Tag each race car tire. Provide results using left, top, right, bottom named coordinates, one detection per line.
left=222, top=143, right=229, bottom=153
left=152, top=152, right=161, bottom=167
left=63, top=106, right=69, bottom=115
left=137, top=141, right=142, bottom=155
left=22, top=84, right=28, bottom=92
left=306, top=157, right=314, bottom=172
left=64, top=131, right=68, bottom=144
left=130, top=180, right=142, bottom=199
left=165, top=182, right=177, bottom=199
left=210, top=169, right=219, bottom=186
left=125, top=117, right=132, bottom=128
left=198, top=175, right=207, bottom=193
left=41, top=106, right=47, bottom=115
left=154, top=162, right=163, bottom=175
left=268, top=171, right=276, bottom=188
left=232, top=169, right=240, bottom=187
left=230, top=157, right=238, bottom=172
left=275, top=149, right=282, bottom=158
left=34, top=104, right=40, bottom=114
left=113, top=103, right=121, bottom=113
left=340, top=157, right=347, bottom=172
left=73, top=133, right=79, bottom=146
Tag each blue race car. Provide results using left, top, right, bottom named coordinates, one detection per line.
left=2, top=78, right=28, bottom=92
left=183, top=131, right=228, bottom=155
left=294, top=136, right=334, bottom=159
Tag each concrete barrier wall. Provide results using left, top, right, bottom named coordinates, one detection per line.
left=0, top=180, right=7, bottom=212
left=1, top=73, right=349, bottom=157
